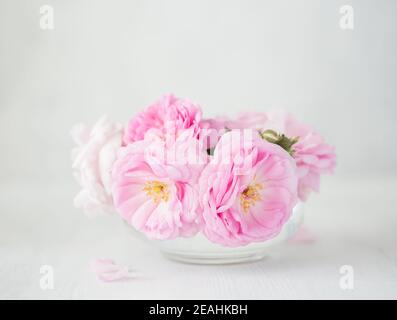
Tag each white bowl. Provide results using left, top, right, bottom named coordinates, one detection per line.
left=127, top=203, right=304, bottom=265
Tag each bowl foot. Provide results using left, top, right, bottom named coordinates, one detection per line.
left=161, top=250, right=267, bottom=265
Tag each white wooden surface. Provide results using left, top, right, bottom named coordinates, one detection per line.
left=1, top=176, right=397, bottom=299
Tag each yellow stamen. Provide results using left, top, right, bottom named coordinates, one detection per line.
left=143, top=181, right=169, bottom=203
left=240, top=183, right=264, bottom=213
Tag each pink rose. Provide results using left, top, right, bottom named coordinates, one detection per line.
left=216, top=111, right=336, bottom=201
left=112, top=133, right=206, bottom=240
left=71, top=116, right=123, bottom=216
left=123, top=94, right=202, bottom=145
left=262, top=112, right=336, bottom=201
left=199, top=131, right=298, bottom=247
left=225, top=112, right=269, bottom=130
left=202, top=112, right=268, bottom=131
left=198, top=113, right=268, bottom=149
left=198, top=118, right=229, bottom=150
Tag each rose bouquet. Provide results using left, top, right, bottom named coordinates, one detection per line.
left=71, top=94, right=335, bottom=248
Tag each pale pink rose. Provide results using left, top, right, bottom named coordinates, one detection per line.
left=224, top=112, right=269, bottom=130
left=200, top=118, right=228, bottom=131
left=198, top=118, right=229, bottom=150
left=199, top=131, right=298, bottom=247
left=198, top=113, right=268, bottom=149
left=262, top=112, right=336, bottom=201
left=112, top=133, right=206, bottom=240
left=217, top=111, right=336, bottom=201
left=202, top=112, right=268, bottom=130
left=71, top=116, right=123, bottom=216
left=123, top=94, right=202, bottom=145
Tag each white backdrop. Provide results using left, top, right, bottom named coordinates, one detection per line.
left=1, top=0, right=397, bottom=299
left=1, top=0, right=396, bottom=184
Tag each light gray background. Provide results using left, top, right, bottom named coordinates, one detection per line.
left=1, top=0, right=397, bottom=299
left=1, top=0, right=396, bottom=184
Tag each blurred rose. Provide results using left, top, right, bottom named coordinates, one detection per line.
left=262, top=112, right=336, bottom=201
left=71, top=115, right=123, bottom=216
